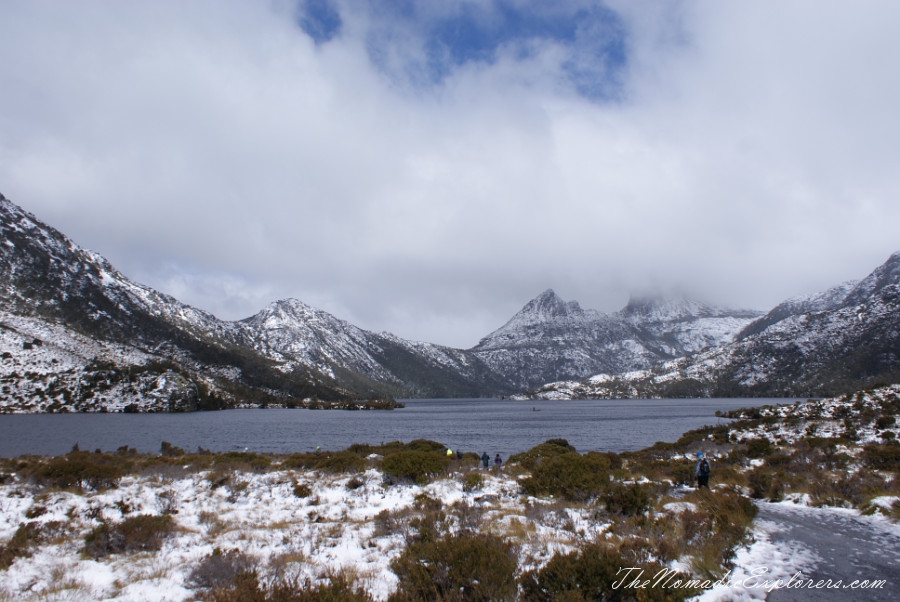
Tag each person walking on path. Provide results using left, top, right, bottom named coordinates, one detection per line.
left=694, top=451, right=710, bottom=489
left=481, top=452, right=490, bottom=469
left=493, top=453, right=503, bottom=473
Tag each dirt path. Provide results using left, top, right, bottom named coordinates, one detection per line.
left=750, top=501, right=900, bottom=601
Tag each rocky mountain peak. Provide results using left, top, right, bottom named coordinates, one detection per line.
left=518, top=289, right=584, bottom=321
left=843, top=251, right=900, bottom=307
left=240, top=298, right=322, bottom=328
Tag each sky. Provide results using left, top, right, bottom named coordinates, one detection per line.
left=1, top=1, right=899, bottom=349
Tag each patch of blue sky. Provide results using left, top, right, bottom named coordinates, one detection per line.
left=371, top=1, right=629, bottom=101
left=297, top=0, right=342, bottom=45
left=295, top=0, right=628, bottom=101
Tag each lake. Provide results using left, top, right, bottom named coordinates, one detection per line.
left=0, top=397, right=789, bottom=458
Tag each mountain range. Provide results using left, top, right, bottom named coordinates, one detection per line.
left=2, top=192, right=898, bottom=412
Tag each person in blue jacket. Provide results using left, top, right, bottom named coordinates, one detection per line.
left=694, top=451, right=710, bottom=489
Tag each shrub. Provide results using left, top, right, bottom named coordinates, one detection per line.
left=809, top=471, right=894, bottom=508
left=189, top=548, right=256, bottom=590
left=688, top=490, right=757, bottom=577
left=744, top=438, right=774, bottom=459
left=388, top=532, right=517, bottom=602
left=34, top=451, right=126, bottom=491
left=746, top=467, right=783, bottom=500
left=160, top=441, right=186, bottom=457
left=604, top=483, right=653, bottom=517
left=83, top=514, right=176, bottom=558
left=861, top=442, right=900, bottom=472
left=403, top=439, right=448, bottom=453
left=322, top=453, right=368, bottom=473
left=373, top=509, right=404, bottom=538
left=462, top=472, right=483, bottom=492
left=198, top=570, right=375, bottom=602
left=293, top=482, right=312, bottom=498
left=875, top=415, right=896, bottom=429
left=0, top=521, right=65, bottom=570
left=284, top=451, right=367, bottom=473
left=380, top=450, right=449, bottom=485
left=519, top=543, right=698, bottom=602
left=519, top=452, right=612, bottom=501
left=508, top=439, right=577, bottom=472
left=213, top=451, right=271, bottom=471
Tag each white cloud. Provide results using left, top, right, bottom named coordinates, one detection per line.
left=1, top=1, right=899, bottom=348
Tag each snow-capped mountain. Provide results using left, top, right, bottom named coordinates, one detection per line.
left=0, top=193, right=505, bottom=409
left=4, top=191, right=899, bottom=411
left=471, top=289, right=761, bottom=390
left=0, top=193, right=356, bottom=411
left=527, top=253, right=900, bottom=399
left=229, top=298, right=506, bottom=398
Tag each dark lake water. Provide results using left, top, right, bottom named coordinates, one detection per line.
left=0, top=398, right=788, bottom=458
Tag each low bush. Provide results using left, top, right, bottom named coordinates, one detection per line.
left=293, top=481, right=312, bottom=498
left=388, top=532, right=517, bottom=602
left=507, top=439, right=577, bottom=472
left=213, top=451, right=271, bottom=472
left=519, top=542, right=698, bottom=601
left=198, top=570, right=375, bottom=602
left=862, top=442, right=900, bottom=473
left=745, top=467, right=784, bottom=501
left=380, top=450, right=449, bottom=485
left=462, top=471, right=483, bottom=492
left=809, top=471, right=895, bottom=508
left=284, top=450, right=367, bottom=473
left=373, top=509, right=405, bottom=539
left=83, top=514, right=177, bottom=558
left=519, top=451, right=612, bottom=501
left=0, top=521, right=65, bottom=570
left=743, top=437, right=774, bottom=459
left=34, top=451, right=127, bottom=491
left=688, top=490, right=757, bottom=577
left=160, top=441, right=186, bottom=457
left=603, top=482, right=653, bottom=517
left=875, top=415, right=896, bottom=429
left=189, top=548, right=256, bottom=590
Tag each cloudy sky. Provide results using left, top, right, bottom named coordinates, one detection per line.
left=2, top=1, right=899, bottom=348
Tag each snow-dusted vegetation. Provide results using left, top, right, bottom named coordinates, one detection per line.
left=2, top=386, right=896, bottom=601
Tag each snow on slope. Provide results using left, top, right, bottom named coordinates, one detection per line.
left=0, top=312, right=203, bottom=413
left=477, top=290, right=762, bottom=391
left=526, top=253, right=900, bottom=400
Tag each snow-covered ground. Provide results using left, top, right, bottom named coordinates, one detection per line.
left=0, top=465, right=607, bottom=601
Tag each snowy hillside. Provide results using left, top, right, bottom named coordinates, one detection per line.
left=0, top=194, right=357, bottom=411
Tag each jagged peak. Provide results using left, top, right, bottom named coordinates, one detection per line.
left=843, top=250, right=900, bottom=306
left=520, top=289, right=583, bottom=319
left=243, top=298, right=314, bottom=321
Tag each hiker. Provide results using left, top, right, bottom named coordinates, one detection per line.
left=481, top=452, right=490, bottom=469
left=456, top=450, right=462, bottom=460
left=494, top=453, right=503, bottom=472
left=694, top=451, right=710, bottom=489
left=446, top=448, right=454, bottom=457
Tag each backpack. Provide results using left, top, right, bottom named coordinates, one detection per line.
left=698, top=458, right=710, bottom=476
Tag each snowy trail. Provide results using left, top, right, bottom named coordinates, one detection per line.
left=751, top=502, right=900, bottom=601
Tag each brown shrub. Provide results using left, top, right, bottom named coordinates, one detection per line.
left=83, top=514, right=176, bottom=558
